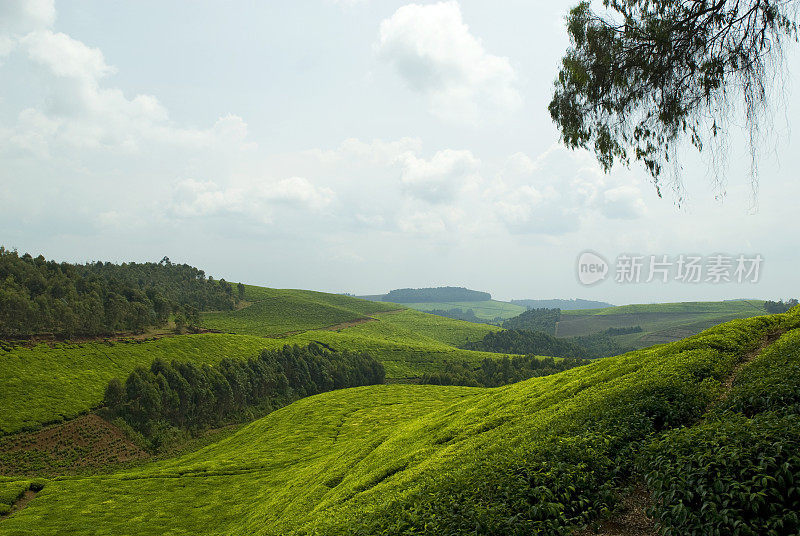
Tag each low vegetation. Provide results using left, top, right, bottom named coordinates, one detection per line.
left=3, top=308, right=797, bottom=535
left=0, top=295, right=504, bottom=437
left=511, top=298, right=613, bottom=310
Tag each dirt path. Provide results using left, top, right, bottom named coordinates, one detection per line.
left=711, top=329, right=783, bottom=409
left=0, top=489, right=40, bottom=521
left=575, top=485, right=657, bottom=536
left=575, top=329, right=784, bottom=536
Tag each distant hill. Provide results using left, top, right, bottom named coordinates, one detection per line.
left=557, top=300, right=768, bottom=349
left=381, top=287, right=491, bottom=303
left=511, top=298, right=614, bottom=310
left=358, top=287, right=525, bottom=322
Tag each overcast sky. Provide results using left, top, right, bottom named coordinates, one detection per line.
left=1, top=0, right=798, bottom=304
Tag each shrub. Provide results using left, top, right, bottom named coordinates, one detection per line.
left=645, top=413, right=800, bottom=536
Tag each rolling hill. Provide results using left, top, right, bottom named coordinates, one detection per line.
left=557, top=299, right=768, bottom=349
left=0, top=286, right=507, bottom=437
left=397, top=299, right=526, bottom=321
left=357, top=286, right=526, bottom=322
left=1, top=308, right=798, bottom=534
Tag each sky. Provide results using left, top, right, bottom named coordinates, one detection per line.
left=1, top=0, right=798, bottom=304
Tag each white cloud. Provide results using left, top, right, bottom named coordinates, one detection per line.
left=598, top=185, right=647, bottom=220
left=258, top=177, right=334, bottom=210
left=377, top=1, right=521, bottom=123
left=398, top=148, right=479, bottom=202
left=484, top=146, right=648, bottom=234
left=23, top=30, right=114, bottom=81
left=169, top=176, right=334, bottom=223
left=0, top=0, right=55, bottom=58
left=310, top=137, right=422, bottom=166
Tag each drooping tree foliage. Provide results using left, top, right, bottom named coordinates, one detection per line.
left=0, top=248, right=238, bottom=338
left=105, top=343, right=384, bottom=450
left=550, top=0, right=798, bottom=198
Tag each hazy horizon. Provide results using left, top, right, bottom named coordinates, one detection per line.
left=2, top=0, right=798, bottom=304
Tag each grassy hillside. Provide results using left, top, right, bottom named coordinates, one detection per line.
left=3, top=308, right=798, bottom=535
left=281, top=310, right=506, bottom=378
left=202, top=286, right=399, bottom=336
left=0, top=290, right=504, bottom=436
left=557, top=299, right=767, bottom=348
left=400, top=299, right=526, bottom=321
left=0, top=334, right=272, bottom=436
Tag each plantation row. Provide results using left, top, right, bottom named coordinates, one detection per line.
left=104, top=344, right=385, bottom=450
left=0, top=249, right=242, bottom=338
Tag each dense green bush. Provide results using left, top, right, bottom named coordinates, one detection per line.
left=646, top=413, right=800, bottom=536
left=465, top=327, right=634, bottom=359
left=643, top=329, right=800, bottom=536
left=105, top=343, right=385, bottom=449
left=420, top=355, right=590, bottom=387
left=502, top=308, right=561, bottom=334
left=464, top=329, right=589, bottom=357
left=764, top=299, right=798, bottom=314
left=0, top=248, right=238, bottom=338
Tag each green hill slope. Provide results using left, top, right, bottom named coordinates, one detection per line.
left=400, top=299, right=526, bottom=321
left=0, top=334, right=272, bottom=435
left=557, top=299, right=767, bottom=348
left=3, top=308, right=798, bottom=535
left=202, top=286, right=399, bottom=336
left=0, top=290, right=503, bottom=436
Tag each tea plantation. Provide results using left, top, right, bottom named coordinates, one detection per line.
left=2, top=307, right=798, bottom=535
left=0, top=288, right=506, bottom=436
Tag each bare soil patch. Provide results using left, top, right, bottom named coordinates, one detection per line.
left=575, top=485, right=658, bottom=536
left=0, top=414, right=147, bottom=476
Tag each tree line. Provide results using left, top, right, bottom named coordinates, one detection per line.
left=0, top=248, right=245, bottom=338
left=103, top=343, right=384, bottom=451
left=420, top=355, right=590, bottom=387
left=464, top=329, right=589, bottom=358
left=764, top=299, right=799, bottom=314
left=502, top=308, right=561, bottom=334
left=464, top=328, right=633, bottom=360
